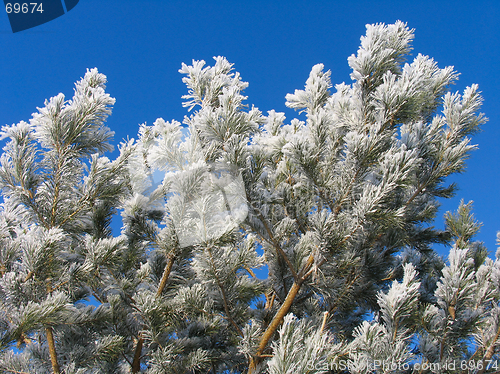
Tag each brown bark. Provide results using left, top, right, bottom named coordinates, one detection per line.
left=248, top=254, right=316, bottom=373
left=45, top=326, right=60, bottom=374
left=319, top=311, right=329, bottom=335
left=156, top=252, right=175, bottom=298
left=131, top=336, right=143, bottom=373
left=259, top=282, right=301, bottom=352
left=248, top=282, right=302, bottom=373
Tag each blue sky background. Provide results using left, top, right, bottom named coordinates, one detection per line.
left=0, top=0, right=498, bottom=256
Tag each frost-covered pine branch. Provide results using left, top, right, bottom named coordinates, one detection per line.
left=0, top=69, right=132, bottom=373
left=0, top=22, right=495, bottom=374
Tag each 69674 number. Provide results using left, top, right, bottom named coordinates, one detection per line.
left=5, top=3, right=44, bottom=14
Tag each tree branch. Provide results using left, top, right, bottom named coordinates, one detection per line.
left=477, top=323, right=500, bottom=374
left=334, top=167, right=361, bottom=216
left=248, top=253, right=316, bottom=372
left=45, top=326, right=60, bottom=374
left=156, top=251, right=175, bottom=298
left=320, top=311, right=329, bottom=335
left=131, top=336, right=143, bottom=374
left=255, top=210, right=299, bottom=282
left=207, top=247, right=244, bottom=337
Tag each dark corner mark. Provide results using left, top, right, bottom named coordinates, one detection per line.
left=64, top=0, right=78, bottom=12
left=3, top=0, right=79, bottom=33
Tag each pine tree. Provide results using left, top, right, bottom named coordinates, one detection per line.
left=0, top=69, right=133, bottom=373
left=0, top=21, right=496, bottom=373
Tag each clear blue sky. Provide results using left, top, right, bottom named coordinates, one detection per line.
left=1, top=0, right=499, bottom=255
